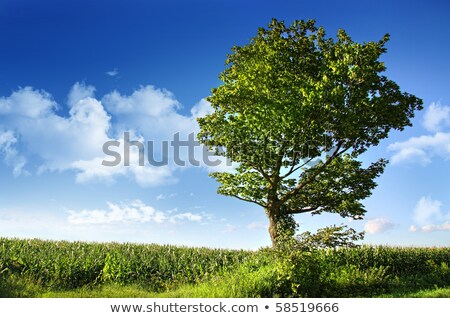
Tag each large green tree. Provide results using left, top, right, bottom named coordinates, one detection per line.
left=197, top=19, right=422, bottom=247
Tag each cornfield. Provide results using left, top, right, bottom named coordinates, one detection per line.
left=326, top=245, right=450, bottom=276
left=0, top=238, right=253, bottom=290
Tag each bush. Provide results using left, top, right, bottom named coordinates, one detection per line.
left=274, top=249, right=323, bottom=297
left=295, top=224, right=365, bottom=251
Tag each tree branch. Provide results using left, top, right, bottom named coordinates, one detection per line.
left=231, top=194, right=267, bottom=208
left=280, top=141, right=350, bottom=203
left=289, top=206, right=322, bottom=214
left=280, top=155, right=315, bottom=179
left=254, top=165, right=273, bottom=185
left=271, top=140, right=287, bottom=181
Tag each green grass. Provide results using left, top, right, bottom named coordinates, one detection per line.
left=42, top=284, right=156, bottom=298
left=1, top=237, right=449, bottom=298
left=42, top=284, right=450, bottom=298
left=32, top=278, right=450, bottom=298
left=379, top=286, right=450, bottom=298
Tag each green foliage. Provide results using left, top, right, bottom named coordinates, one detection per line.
left=197, top=18, right=423, bottom=245
left=295, top=224, right=365, bottom=250
left=274, top=247, right=390, bottom=297
left=271, top=208, right=298, bottom=248
left=274, top=249, right=324, bottom=297
left=272, top=244, right=450, bottom=297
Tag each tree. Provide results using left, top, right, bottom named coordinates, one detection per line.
left=197, top=19, right=422, bottom=248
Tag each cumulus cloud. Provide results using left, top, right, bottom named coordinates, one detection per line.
left=413, top=196, right=443, bottom=225
left=0, top=85, right=111, bottom=175
left=67, top=200, right=203, bottom=225
left=0, top=82, right=233, bottom=186
left=423, top=102, right=450, bottom=132
left=409, top=196, right=450, bottom=233
left=364, top=218, right=395, bottom=234
left=0, top=86, right=56, bottom=117
left=101, top=86, right=233, bottom=173
left=0, top=130, right=27, bottom=176
left=388, top=101, right=450, bottom=165
left=191, top=98, right=213, bottom=118
left=70, top=132, right=177, bottom=186
left=388, top=132, right=450, bottom=165
left=103, top=85, right=181, bottom=118
left=67, top=82, right=96, bottom=107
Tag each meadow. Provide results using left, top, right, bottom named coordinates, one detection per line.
left=1, top=237, right=449, bottom=298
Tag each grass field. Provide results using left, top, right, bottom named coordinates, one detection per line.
left=1, top=237, right=449, bottom=298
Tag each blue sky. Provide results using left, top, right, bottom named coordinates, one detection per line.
left=0, top=0, right=449, bottom=249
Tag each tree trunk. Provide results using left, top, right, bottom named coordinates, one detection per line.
left=266, top=202, right=282, bottom=248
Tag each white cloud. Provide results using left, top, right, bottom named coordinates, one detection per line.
left=103, top=85, right=181, bottom=117
left=72, top=157, right=176, bottom=187
left=423, top=102, right=450, bottom=132
left=0, top=130, right=29, bottom=177
left=170, top=213, right=202, bottom=223
left=409, top=223, right=450, bottom=232
left=68, top=200, right=166, bottom=225
left=106, top=68, right=119, bottom=77
left=0, top=130, right=15, bottom=147
left=102, top=86, right=218, bottom=170
left=98, top=85, right=235, bottom=176
left=67, top=200, right=202, bottom=225
left=0, top=84, right=111, bottom=174
left=388, top=146, right=430, bottom=165
left=0, top=86, right=56, bottom=117
left=421, top=222, right=450, bottom=232
left=0, top=130, right=27, bottom=176
left=409, top=196, right=450, bottom=233
left=364, top=218, right=395, bottom=234
left=156, top=193, right=177, bottom=200
left=191, top=99, right=213, bottom=118
left=413, top=196, right=443, bottom=225
left=388, top=132, right=450, bottom=165
left=388, top=101, right=450, bottom=165
left=70, top=132, right=176, bottom=187
left=67, top=82, right=96, bottom=107
left=0, top=83, right=235, bottom=185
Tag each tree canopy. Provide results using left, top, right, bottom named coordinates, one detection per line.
left=197, top=19, right=423, bottom=247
